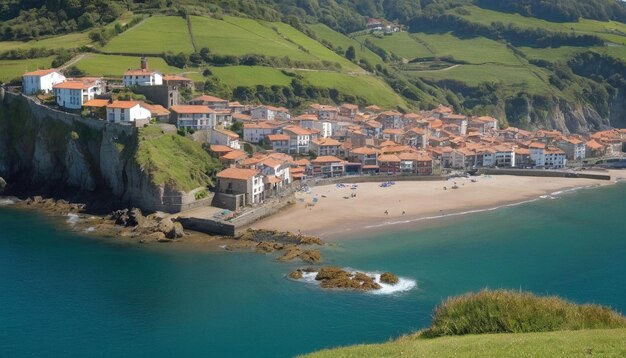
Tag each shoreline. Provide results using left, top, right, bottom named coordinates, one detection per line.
left=251, top=170, right=626, bottom=239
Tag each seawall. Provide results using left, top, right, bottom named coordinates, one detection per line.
left=479, top=168, right=611, bottom=181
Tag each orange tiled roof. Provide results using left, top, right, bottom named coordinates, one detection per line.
left=171, top=105, right=214, bottom=114
left=217, top=168, right=258, bottom=180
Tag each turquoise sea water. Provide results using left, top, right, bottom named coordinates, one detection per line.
left=1, top=183, right=625, bottom=357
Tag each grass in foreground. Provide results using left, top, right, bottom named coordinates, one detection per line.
left=135, top=125, right=221, bottom=191
left=208, top=66, right=293, bottom=87
left=305, top=328, right=626, bottom=357
left=304, top=289, right=626, bottom=357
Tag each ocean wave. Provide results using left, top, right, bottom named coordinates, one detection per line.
left=295, top=268, right=417, bottom=295
left=66, top=213, right=80, bottom=225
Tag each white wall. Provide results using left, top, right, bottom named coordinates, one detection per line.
left=23, top=72, right=66, bottom=94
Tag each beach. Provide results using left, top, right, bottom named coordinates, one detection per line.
left=252, top=170, right=625, bottom=237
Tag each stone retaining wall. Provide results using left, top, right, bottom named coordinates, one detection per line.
left=479, top=168, right=611, bottom=180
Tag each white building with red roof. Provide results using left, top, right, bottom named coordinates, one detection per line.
left=105, top=101, right=152, bottom=124
left=170, top=105, right=216, bottom=130
left=123, top=58, right=162, bottom=86
left=22, top=68, right=66, bottom=95
left=53, top=78, right=102, bottom=109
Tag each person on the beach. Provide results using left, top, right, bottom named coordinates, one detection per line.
left=384, top=210, right=389, bottom=215
left=402, top=211, right=405, bottom=215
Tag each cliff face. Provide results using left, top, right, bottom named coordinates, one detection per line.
left=0, top=91, right=197, bottom=212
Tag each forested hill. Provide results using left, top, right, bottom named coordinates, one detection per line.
left=1, top=0, right=626, bottom=132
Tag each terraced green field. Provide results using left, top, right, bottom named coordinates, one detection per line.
left=296, top=70, right=407, bottom=108
left=74, top=54, right=185, bottom=77
left=408, top=63, right=552, bottom=95
left=102, top=16, right=194, bottom=54
left=208, top=66, right=293, bottom=87
left=414, top=32, right=522, bottom=65
left=307, top=23, right=384, bottom=66
left=0, top=56, right=55, bottom=82
left=453, top=5, right=626, bottom=45
left=0, top=32, right=93, bottom=52
left=356, top=31, right=432, bottom=60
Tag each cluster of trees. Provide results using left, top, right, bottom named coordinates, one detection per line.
left=407, top=14, right=604, bottom=48
left=477, top=0, right=626, bottom=23
left=0, top=0, right=125, bottom=40
left=163, top=47, right=342, bottom=71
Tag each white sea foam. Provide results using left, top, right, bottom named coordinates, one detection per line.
left=294, top=268, right=417, bottom=295
left=66, top=213, right=80, bottom=225
left=84, top=227, right=96, bottom=233
left=0, top=198, right=15, bottom=206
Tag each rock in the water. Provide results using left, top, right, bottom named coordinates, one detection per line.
left=300, top=250, right=321, bottom=263
left=277, top=247, right=302, bottom=261
left=314, top=266, right=382, bottom=291
left=256, top=241, right=275, bottom=253
left=288, top=270, right=303, bottom=279
left=380, top=272, right=399, bottom=284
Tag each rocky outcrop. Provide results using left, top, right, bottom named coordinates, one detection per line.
left=0, top=176, right=5, bottom=193
left=0, top=93, right=197, bottom=212
left=237, top=228, right=324, bottom=246
left=380, top=272, right=399, bottom=284
left=313, top=266, right=382, bottom=291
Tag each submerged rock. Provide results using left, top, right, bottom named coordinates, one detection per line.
left=277, top=247, right=302, bottom=261
left=256, top=241, right=276, bottom=253
left=300, top=250, right=321, bottom=263
left=288, top=270, right=303, bottom=280
left=380, top=272, right=399, bottom=284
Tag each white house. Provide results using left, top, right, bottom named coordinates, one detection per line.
left=529, top=142, right=546, bottom=168
left=170, top=105, right=216, bottom=131
left=260, top=157, right=291, bottom=187
left=211, top=128, right=241, bottom=150
left=544, top=147, right=567, bottom=169
left=189, top=95, right=229, bottom=110
left=282, top=125, right=312, bottom=154
left=53, top=79, right=102, bottom=110
left=22, top=69, right=65, bottom=95
left=123, top=67, right=163, bottom=87
left=250, top=105, right=290, bottom=121
left=243, top=122, right=278, bottom=143
left=106, top=101, right=152, bottom=124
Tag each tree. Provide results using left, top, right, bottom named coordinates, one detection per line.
left=345, top=46, right=356, bottom=61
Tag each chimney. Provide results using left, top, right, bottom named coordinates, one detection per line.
left=140, top=56, right=147, bottom=70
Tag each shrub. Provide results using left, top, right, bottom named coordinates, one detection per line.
left=421, top=289, right=626, bottom=338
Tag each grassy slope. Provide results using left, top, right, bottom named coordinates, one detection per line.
left=297, top=71, right=407, bottom=108
left=454, top=5, right=626, bottom=45
left=208, top=66, right=293, bottom=87
left=412, top=32, right=521, bottom=65
left=0, top=32, right=92, bottom=52
left=135, top=125, right=219, bottom=191
left=304, top=328, right=626, bottom=358
left=0, top=56, right=55, bottom=82
left=307, top=23, right=384, bottom=66
left=356, top=31, right=432, bottom=59
left=74, top=54, right=185, bottom=77
left=102, top=16, right=194, bottom=54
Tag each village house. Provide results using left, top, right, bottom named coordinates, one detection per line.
left=441, top=114, right=468, bottom=135
left=211, top=127, right=241, bottom=150
left=106, top=101, right=152, bottom=125
left=243, top=121, right=279, bottom=143
left=382, top=128, right=404, bottom=143
left=251, top=105, right=290, bottom=121
left=228, top=101, right=245, bottom=113
left=339, top=103, right=359, bottom=118
left=141, top=102, right=171, bottom=122
left=529, top=142, right=546, bottom=168
left=53, top=78, right=103, bottom=110
left=556, top=136, right=586, bottom=160
left=162, top=74, right=193, bottom=89
left=379, top=111, right=403, bottom=129
left=259, top=157, right=291, bottom=188
left=308, top=104, right=339, bottom=121
left=398, top=151, right=433, bottom=175
left=220, top=149, right=248, bottom=166
left=405, top=127, right=428, bottom=149
left=585, top=139, right=606, bottom=158
left=366, top=18, right=384, bottom=30
left=309, top=137, right=341, bottom=157
left=349, top=147, right=378, bottom=167
left=23, top=69, right=66, bottom=95
left=311, top=156, right=344, bottom=177
left=544, top=147, right=567, bottom=169
left=123, top=57, right=163, bottom=86
left=264, top=134, right=288, bottom=154
left=208, top=144, right=233, bottom=159
left=170, top=105, right=216, bottom=131
left=215, top=168, right=265, bottom=210
left=377, top=154, right=401, bottom=174
left=282, top=125, right=312, bottom=154
left=189, top=95, right=229, bottom=110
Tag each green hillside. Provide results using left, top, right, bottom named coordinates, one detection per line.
left=305, top=329, right=626, bottom=358
left=1, top=0, right=626, bottom=129
left=0, top=56, right=56, bottom=82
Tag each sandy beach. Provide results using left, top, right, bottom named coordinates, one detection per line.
left=252, top=170, right=625, bottom=238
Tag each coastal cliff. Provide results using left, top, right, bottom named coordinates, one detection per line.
left=0, top=91, right=218, bottom=212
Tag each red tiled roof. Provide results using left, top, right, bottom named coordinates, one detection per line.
left=24, top=68, right=60, bottom=76
left=217, top=168, right=258, bottom=180
left=170, top=105, right=214, bottom=114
